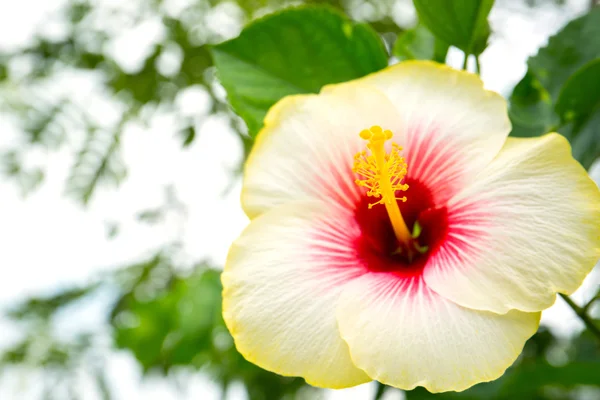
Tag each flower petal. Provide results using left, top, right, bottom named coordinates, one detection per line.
left=352, top=61, right=511, bottom=204
left=241, top=83, right=403, bottom=219
left=336, top=274, right=540, bottom=393
left=222, top=200, right=370, bottom=388
left=424, top=133, right=600, bottom=314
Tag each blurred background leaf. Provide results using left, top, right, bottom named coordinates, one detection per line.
left=554, top=59, right=600, bottom=169
left=508, top=6, right=600, bottom=168
left=412, top=0, right=494, bottom=57
left=404, top=326, right=600, bottom=400
left=393, top=24, right=449, bottom=63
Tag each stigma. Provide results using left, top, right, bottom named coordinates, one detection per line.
left=353, top=126, right=412, bottom=246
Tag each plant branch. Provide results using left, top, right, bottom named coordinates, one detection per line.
left=475, top=56, right=481, bottom=74
left=583, top=294, right=600, bottom=313
left=559, top=293, right=600, bottom=341
left=462, top=53, right=469, bottom=70
left=374, top=382, right=387, bottom=400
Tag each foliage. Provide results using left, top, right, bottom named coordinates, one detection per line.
left=413, top=0, right=494, bottom=57
left=0, top=283, right=110, bottom=400
left=393, top=24, right=449, bottom=63
left=1, top=0, right=600, bottom=399
left=211, top=6, right=388, bottom=135
left=1, top=254, right=314, bottom=400
left=402, top=326, right=600, bottom=400
left=508, top=7, right=600, bottom=168
left=1, top=0, right=236, bottom=204
left=111, top=257, right=312, bottom=400
left=66, top=127, right=125, bottom=204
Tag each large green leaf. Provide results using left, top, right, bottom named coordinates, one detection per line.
left=412, top=0, right=494, bottom=55
left=393, top=24, right=449, bottom=63
left=211, top=6, right=388, bottom=135
left=508, top=7, right=600, bottom=168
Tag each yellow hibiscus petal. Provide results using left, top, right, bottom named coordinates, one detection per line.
left=336, top=274, right=540, bottom=393
left=424, top=133, right=600, bottom=314
left=242, top=82, right=403, bottom=219
left=222, top=201, right=371, bottom=388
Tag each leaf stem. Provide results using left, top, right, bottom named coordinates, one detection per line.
left=583, top=294, right=600, bottom=313
left=475, top=56, right=481, bottom=74
left=462, top=53, right=469, bottom=70
left=374, top=382, right=387, bottom=400
left=559, top=293, right=600, bottom=341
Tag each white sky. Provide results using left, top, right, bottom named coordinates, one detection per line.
left=0, top=0, right=598, bottom=399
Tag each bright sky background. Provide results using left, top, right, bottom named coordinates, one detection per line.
left=0, top=0, right=599, bottom=399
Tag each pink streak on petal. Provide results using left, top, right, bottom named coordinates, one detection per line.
left=307, top=210, right=369, bottom=293
left=404, top=123, right=466, bottom=206
left=426, top=201, right=493, bottom=275
left=366, top=273, right=436, bottom=303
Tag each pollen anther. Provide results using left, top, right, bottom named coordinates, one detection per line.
left=353, top=126, right=412, bottom=245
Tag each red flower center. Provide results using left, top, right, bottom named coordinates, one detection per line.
left=353, top=177, right=449, bottom=277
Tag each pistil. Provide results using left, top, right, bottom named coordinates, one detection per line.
left=353, top=126, right=412, bottom=247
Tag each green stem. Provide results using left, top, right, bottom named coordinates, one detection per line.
left=559, top=293, right=600, bottom=341
left=583, top=294, right=600, bottom=313
left=475, top=56, right=481, bottom=74
left=374, top=382, right=387, bottom=400
left=462, top=53, right=469, bottom=70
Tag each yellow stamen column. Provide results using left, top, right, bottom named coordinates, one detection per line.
left=353, top=126, right=412, bottom=246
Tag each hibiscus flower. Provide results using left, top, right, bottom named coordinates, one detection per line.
left=222, top=61, right=600, bottom=392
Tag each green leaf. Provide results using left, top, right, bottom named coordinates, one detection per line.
left=555, top=59, right=600, bottom=122
left=527, top=8, right=600, bottom=100
left=211, top=6, right=388, bottom=135
left=180, top=125, right=196, bottom=147
left=405, top=362, right=600, bottom=399
left=499, top=361, right=600, bottom=395
left=8, top=285, right=97, bottom=321
left=572, top=325, right=600, bottom=362
left=560, top=111, right=600, bottom=170
left=109, top=263, right=312, bottom=398
left=554, top=60, right=600, bottom=168
left=66, top=128, right=125, bottom=205
left=108, top=47, right=166, bottom=105
left=508, top=71, right=558, bottom=138
left=412, top=0, right=494, bottom=55
left=509, top=8, right=600, bottom=168
left=136, top=209, right=164, bottom=224
left=393, top=24, right=449, bottom=63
